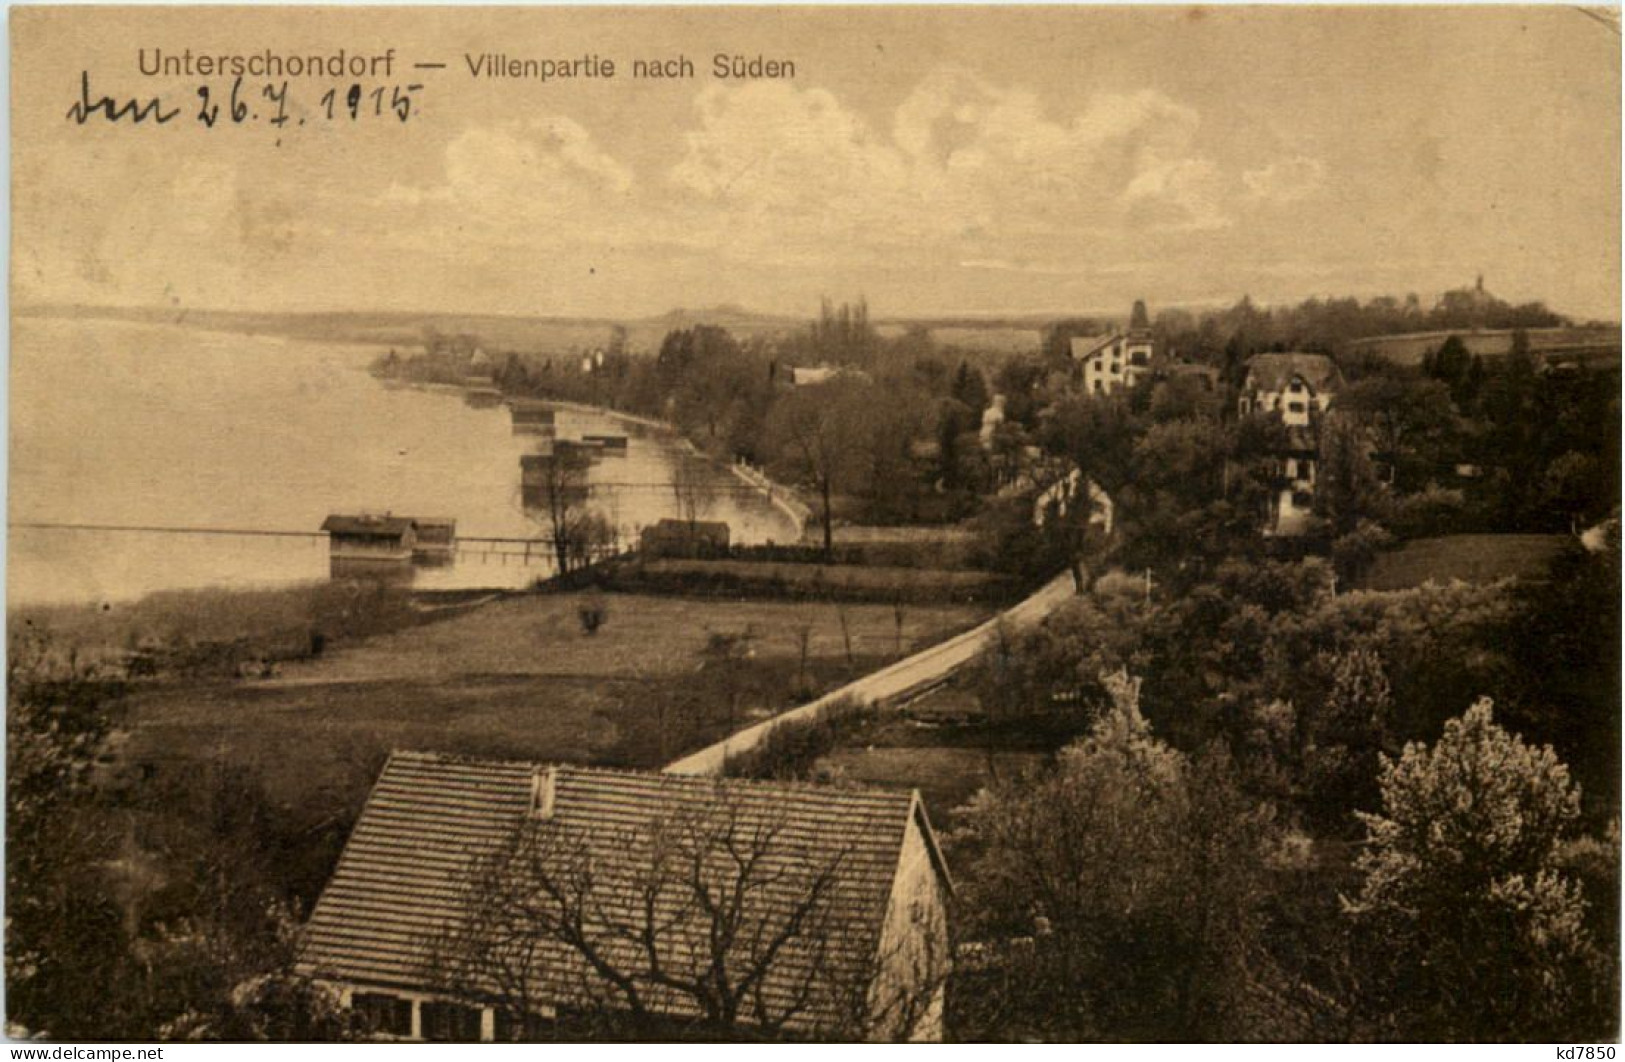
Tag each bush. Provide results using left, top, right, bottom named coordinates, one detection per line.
left=577, top=596, right=608, bottom=636
left=1331, top=520, right=1394, bottom=585
left=1389, top=485, right=1469, bottom=539
left=721, top=696, right=872, bottom=781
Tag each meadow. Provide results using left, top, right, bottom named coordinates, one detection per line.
left=117, top=590, right=988, bottom=804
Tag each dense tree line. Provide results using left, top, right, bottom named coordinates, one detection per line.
left=946, top=289, right=1618, bottom=1040
left=6, top=630, right=375, bottom=1040
left=477, top=301, right=1034, bottom=548
left=1150, top=287, right=1567, bottom=380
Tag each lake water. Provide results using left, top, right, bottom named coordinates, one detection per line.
left=8, top=316, right=799, bottom=606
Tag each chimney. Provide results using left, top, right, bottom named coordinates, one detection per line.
left=530, top=766, right=557, bottom=818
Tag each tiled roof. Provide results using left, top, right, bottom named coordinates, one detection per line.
left=1244, top=352, right=1342, bottom=394
left=1068, top=334, right=1117, bottom=361
left=321, top=514, right=417, bottom=537
left=300, top=751, right=936, bottom=1033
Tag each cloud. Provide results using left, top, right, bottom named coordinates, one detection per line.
left=1123, top=157, right=1230, bottom=232
left=665, top=69, right=1233, bottom=271
left=16, top=68, right=1338, bottom=315
left=1242, top=156, right=1327, bottom=204
left=377, top=119, right=633, bottom=228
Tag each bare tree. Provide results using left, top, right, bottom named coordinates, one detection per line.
left=670, top=456, right=711, bottom=536
left=769, top=382, right=863, bottom=559
left=524, top=450, right=611, bottom=574
left=428, top=793, right=943, bottom=1040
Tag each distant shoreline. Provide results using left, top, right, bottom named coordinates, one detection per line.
left=379, top=373, right=810, bottom=541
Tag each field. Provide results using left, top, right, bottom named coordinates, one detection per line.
left=1358, top=533, right=1568, bottom=591
left=119, top=591, right=988, bottom=805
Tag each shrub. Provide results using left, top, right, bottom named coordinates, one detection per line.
left=721, top=696, right=872, bottom=781
left=577, top=596, right=608, bottom=636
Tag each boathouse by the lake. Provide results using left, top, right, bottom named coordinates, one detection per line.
left=640, top=518, right=731, bottom=558
left=321, top=513, right=419, bottom=563
left=411, top=518, right=458, bottom=564
left=508, top=400, right=557, bottom=436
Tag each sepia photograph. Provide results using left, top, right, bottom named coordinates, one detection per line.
left=5, top=3, right=1621, bottom=1045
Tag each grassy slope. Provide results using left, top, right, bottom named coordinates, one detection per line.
left=122, top=591, right=986, bottom=803
left=1359, top=533, right=1568, bottom=591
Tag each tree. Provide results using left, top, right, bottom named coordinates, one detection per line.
left=1343, top=699, right=1610, bottom=1040
left=430, top=793, right=945, bottom=1040
left=6, top=629, right=140, bottom=1038
left=525, top=450, right=607, bottom=575
left=1335, top=374, right=1458, bottom=489
left=1424, top=335, right=1472, bottom=404
left=949, top=362, right=990, bottom=417
left=1299, top=647, right=1395, bottom=823
left=1314, top=412, right=1386, bottom=537
left=669, top=456, right=711, bottom=534
left=1039, top=393, right=1139, bottom=497
left=847, top=382, right=933, bottom=523
left=807, top=296, right=879, bottom=366
left=768, top=379, right=869, bottom=557
left=155, top=905, right=364, bottom=1042
left=953, top=673, right=1278, bottom=1041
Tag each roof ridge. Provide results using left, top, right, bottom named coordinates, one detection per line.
left=387, top=749, right=916, bottom=805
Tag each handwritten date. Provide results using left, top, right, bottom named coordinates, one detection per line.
left=66, top=71, right=423, bottom=138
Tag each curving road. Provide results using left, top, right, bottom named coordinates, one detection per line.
left=663, top=570, right=1077, bottom=776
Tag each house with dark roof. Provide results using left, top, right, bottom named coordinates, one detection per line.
left=320, top=514, right=418, bottom=564
left=1237, top=352, right=1342, bottom=428
left=1236, top=353, right=1344, bottom=535
left=299, top=752, right=953, bottom=1042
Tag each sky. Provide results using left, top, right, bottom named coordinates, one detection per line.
left=11, top=6, right=1621, bottom=322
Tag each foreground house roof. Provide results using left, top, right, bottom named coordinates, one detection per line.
left=300, top=751, right=950, bottom=1034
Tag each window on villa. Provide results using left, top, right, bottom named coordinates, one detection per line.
left=1288, top=401, right=1306, bottom=413
left=1093, top=380, right=1103, bottom=393
left=421, top=1000, right=483, bottom=1043
left=353, top=993, right=413, bottom=1038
